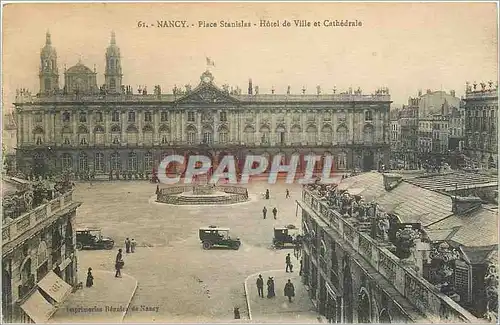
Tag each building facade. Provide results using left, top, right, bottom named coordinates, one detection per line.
left=2, top=177, right=81, bottom=323
left=15, top=32, right=391, bottom=178
left=297, top=172, right=497, bottom=323
left=399, top=97, right=419, bottom=169
left=463, top=81, right=498, bottom=169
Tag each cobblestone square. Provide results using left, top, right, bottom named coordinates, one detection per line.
left=72, top=180, right=315, bottom=322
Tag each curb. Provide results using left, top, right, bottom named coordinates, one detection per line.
left=243, top=269, right=283, bottom=321
left=121, top=272, right=139, bottom=322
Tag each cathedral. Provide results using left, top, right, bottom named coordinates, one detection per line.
left=15, top=32, right=391, bottom=178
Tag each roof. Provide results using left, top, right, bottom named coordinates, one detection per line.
left=66, top=62, right=94, bottom=74
left=406, top=172, right=498, bottom=192
left=335, top=172, right=498, bottom=248
left=199, top=227, right=230, bottom=231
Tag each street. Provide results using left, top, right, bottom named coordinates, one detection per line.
left=73, top=180, right=311, bottom=322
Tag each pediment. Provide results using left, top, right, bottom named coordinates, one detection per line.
left=175, top=82, right=239, bottom=104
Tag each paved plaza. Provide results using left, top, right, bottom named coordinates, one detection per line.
left=70, top=179, right=316, bottom=322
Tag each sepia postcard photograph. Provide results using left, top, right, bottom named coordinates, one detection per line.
left=1, top=1, right=499, bottom=324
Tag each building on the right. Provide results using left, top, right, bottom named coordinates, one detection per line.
left=463, top=81, right=498, bottom=169
left=297, top=171, right=498, bottom=323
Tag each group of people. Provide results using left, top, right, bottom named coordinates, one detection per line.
left=256, top=274, right=296, bottom=302
left=125, top=238, right=137, bottom=253
left=262, top=206, right=278, bottom=219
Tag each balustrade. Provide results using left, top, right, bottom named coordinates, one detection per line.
left=2, top=190, right=74, bottom=245
left=301, top=187, right=477, bottom=323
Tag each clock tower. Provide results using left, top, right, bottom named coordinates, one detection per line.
left=105, top=31, right=123, bottom=93
left=39, top=31, right=59, bottom=94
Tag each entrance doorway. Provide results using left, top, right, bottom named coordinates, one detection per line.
left=363, top=152, right=375, bottom=171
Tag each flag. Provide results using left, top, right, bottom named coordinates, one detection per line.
left=206, top=57, right=215, bottom=67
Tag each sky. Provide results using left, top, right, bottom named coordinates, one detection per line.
left=2, top=2, right=498, bottom=110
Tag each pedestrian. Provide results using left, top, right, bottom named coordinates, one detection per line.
left=86, top=267, right=94, bottom=287
left=125, top=238, right=131, bottom=253
left=267, top=277, right=276, bottom=298
left=256, top=274, right=264, bottom=298
left=272, top=207, right=278, bottom=220
left=286, top=189, right=290, bottom=198
left=265, top=189, right=270, bottom=200
left=299, top=259, right=303, bottom=276
left=131, top=239, right=137, bottom=253
left=115, top=249, right=124, bottom=278
left=262, top=207, right=267, bottom=219
left=284, top=279, right=295, bottom=302
left=286, top=253, right=293, bottom=272
left=156, top=185, right=160, bottom=195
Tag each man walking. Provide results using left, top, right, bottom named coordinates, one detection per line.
left=272, top=207, right=278, bottom=220
left=286, top=253, right=293, bottom=272
left=262, top=207, right=267, bottom=219
left=284, top=279, right=295, bottom=302
left=125, top=238, right=131, bottom=253
left=256, top=274, right=264, bottom=298
left=115, top=249, right=124, bottom=278
left=286, top=189, right=290, bottom=198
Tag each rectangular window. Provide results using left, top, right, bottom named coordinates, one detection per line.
left=160, top=112, right=168, bottom=122
left=112, top=111, right=120, bottom=122
left=34, top=114, right=43, bottom=123
left=203, top=132, right=212, bottom=144
left=188, top=112, right=195, bottom=122
left=187, top=132, right=196, bottom=144
left=95, top=112, right=103, bottom=122
left=79, top=112, right=87, bottom=123
left=128, top=112, right=136, bottom=123
left=144, top=112, right=152, bottom=122
left=220, top=111, right=227, bottom=122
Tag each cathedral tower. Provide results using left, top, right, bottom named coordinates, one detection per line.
left=39, top=31, right=59, bottom=94
left=105, top=31, right=123, bottom=93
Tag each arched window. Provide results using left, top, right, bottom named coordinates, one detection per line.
left=291, top=125, right=301, bottom=144
left=358, top=289, right=371, bottom=323
left=126, top=125, right=138, bottom=145
left=337, top=126, right=348, bottom=144
left=78, top=152, right=88, bottom=171
left=243, top=126, right=255, bottom=144
left=203, top=127, right=213, bottom=144
left=337, top=152, right=347, bottom=170
left=110, top=152, right=121, bottom=171
left=159, top=125, right=170, bottom=144
left=143, top=125, right=154, bottom=145
left=94, top=125, right=104, bottom=145
left=260, top=126, right=270, bottom=144
left=187, top=126, right=197, bottom=144
left=322, top=125, right=333, bottom=143
left=218, top=127, right=228, bottom=144
left=307, top=125, right=317, bottom=144
left=61, top=153, right=73, bottom=170
left=94, top=152, right=104, bottom=172
left=144, top=152, right=153, bottom=172
left=111, top=125, right=121, bottom=144
left=128, top=152, right=137, bottom=171
left=363, top=125, right=374, bottom=144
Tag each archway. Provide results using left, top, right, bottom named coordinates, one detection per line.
left=358, top=288, right=371, bottom=323
left=363, top=150, right=375, bottom=171
left=379, top=308, right=392, bottom=323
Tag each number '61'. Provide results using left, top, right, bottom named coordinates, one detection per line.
left=137, top=21, right=146, bottom=28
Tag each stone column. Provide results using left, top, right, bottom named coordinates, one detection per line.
left=255, top=111, right=260, bottom=145
left=153, top=109, right=158, bottom=144
left=72, top=112, right=78, bottom=144
left=121, top=111, right=127, bottom=143
left=214, top=110, right=219, bottom=143
left=301, top=113, right=306, bottom=144
left=88, top=111, right=93, bottom=146
left=197, top=112, right=202, bottom=144
left=27, top=112, right=33, bottom=144
left=138, top=110, right=144, bottom=144
left=44, top=112, right=50, bottom=143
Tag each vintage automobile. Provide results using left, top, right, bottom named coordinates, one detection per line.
left=273, top=224, right=302, bottom=249
left=199, top=226, right=241, bottom=250
left=75, top=228, right=115, bottom=250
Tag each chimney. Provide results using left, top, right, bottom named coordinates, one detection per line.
left=450, top=90, right=455, bottom=97
left=248, top=79, right=253, bottom=95
left=382, top=173, right=403, bottom=191
left=451, top=196, right=482, bottom=215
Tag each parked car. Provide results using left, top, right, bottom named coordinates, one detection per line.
left=75, top=228, right=115, bottom=250
left=273, top=224, right=302, bottom=249
left=199, top=226, right=241, bottom=250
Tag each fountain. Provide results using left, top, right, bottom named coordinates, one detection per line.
left=155, top=174, right=249, bottom=205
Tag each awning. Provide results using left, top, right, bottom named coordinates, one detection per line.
left=20, top=289, right=57, bottom=323
left=37, top=271, right=72, bottom=304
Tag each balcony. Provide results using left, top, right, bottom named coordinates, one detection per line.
left=300, top=188, right=478, bottom=323
left=2, top=192, right=75, bottom=248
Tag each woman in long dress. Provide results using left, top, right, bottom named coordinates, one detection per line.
left=86, top=267, right=94, bottom=287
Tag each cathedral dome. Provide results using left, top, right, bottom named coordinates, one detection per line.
left=66, top=62, right=94, bottom=74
